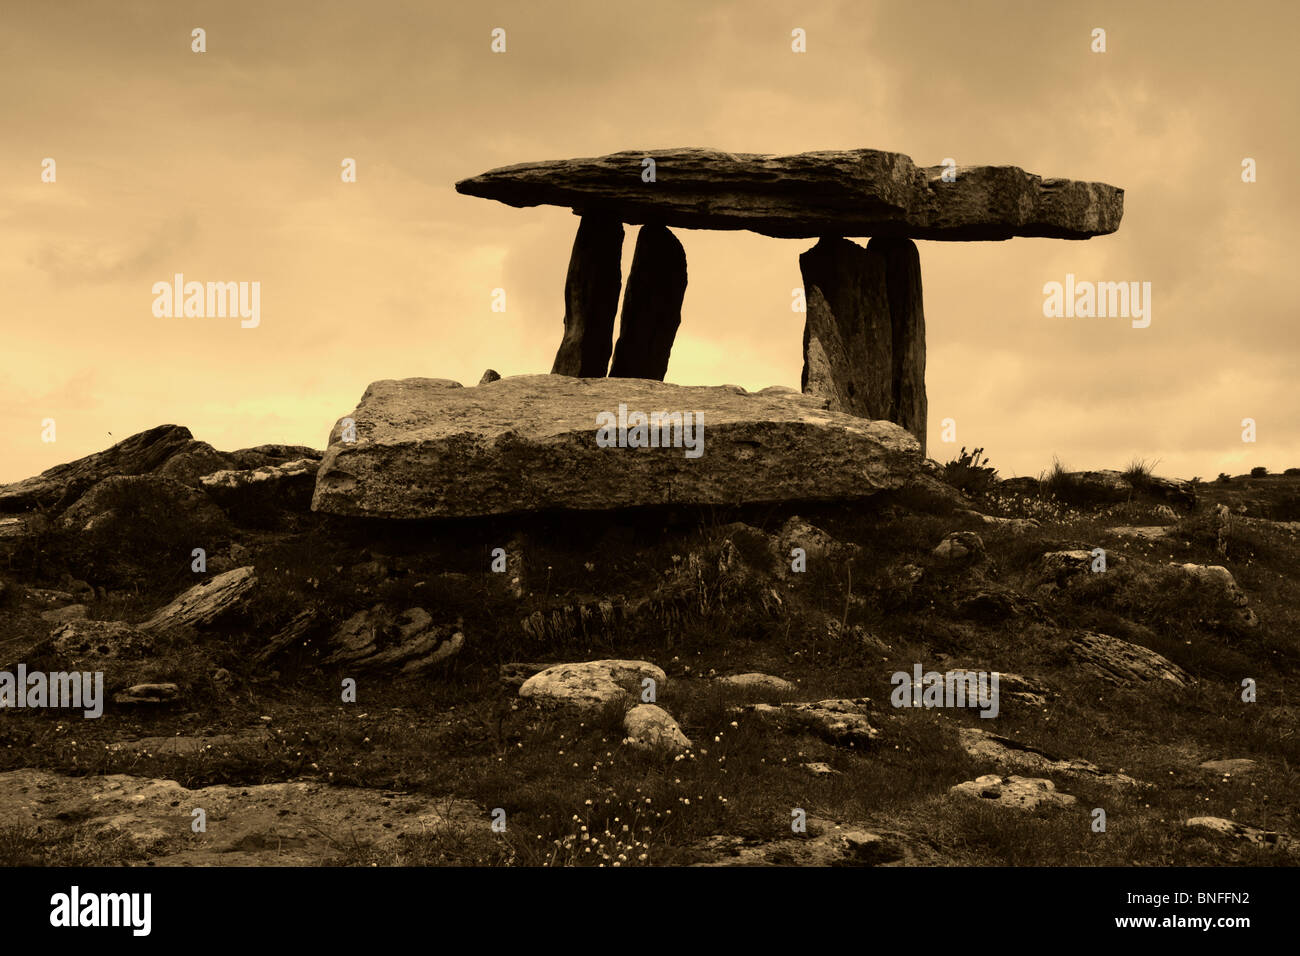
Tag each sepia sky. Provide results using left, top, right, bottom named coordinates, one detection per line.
left=2, top=0, right=1296, bottom=483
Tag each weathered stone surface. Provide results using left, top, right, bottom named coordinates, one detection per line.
left=49, top=620, right=156, bottom=665
left=958, top=728, right=1143, bottom=787
left=622, top=703, right=692, bottom=753
left=950, top=774, right=1077, bottom=811
left=226, top=445, right=323, bottom=470
left=551, top=215, right=623, bottom=377
left=741, top=698, right=879, bottom=747
left=0, top=425, right=195, bottom=511
left=870, top=237, right=927, bottom=451
left=141, top=566, right=257, bottom=634
left=312, top=375, right=923, bottom=519
left=59, top=474, right=227, bottom=532
left=1186, top=816, right=1296, bottom=852
left=608, top=225, right=687, bottom=380
left=692, top=817, right=905, bottom=866
left=1069, top=631, right=1191, bottom=687
left=716, top=672, right=798, bottom=696
left=322, top=605, right=464, bottom=673
left=153, top=440, right=234, bottom=485
left=456, top=148, right=1124, bottom=241
left=39, top=604, right=87, bottom=624
left=518, top=659, right=666, bottom=708
left=1175, top=563, right=1258, bottom=628
left=932, top=531, right=986, bottom=564
left=199, top=459, right=319, bottom=518
left=777, top=516, right=862, bottom=567
left=0, top=768, right=482, bottom=865
left=800, top=238, right=892, bottom=421
left=478, top=368, right=501, bottom=385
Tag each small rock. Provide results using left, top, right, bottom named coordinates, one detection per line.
left=622, top=704, right=691, bottom=753
left=114, top=683, right=181, bottom=705
left=716, top=673, right=798, bottom=696
left=803, top=762, right=840, bottom=776
left=932, top=531, right=985, bottom=565
left=950, top=774, right=1077, bottom=811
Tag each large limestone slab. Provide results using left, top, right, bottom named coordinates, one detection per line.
left=312, top=375, right=923, bottom=519
left=455, top=147, right=1124, bottom=241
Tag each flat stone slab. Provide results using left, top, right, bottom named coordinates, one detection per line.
left=455, top=147, right=1123, bottom=241
left=312, top=375, right=922, bottom=519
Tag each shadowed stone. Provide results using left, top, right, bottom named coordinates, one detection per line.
left=800, top=238, right=892, bottom=420
left=609, top=225, right=688, bottom=380
left=869, top=237, right=927, bottom=452
left=456, top=147, right=1124, bottom=240
left=551, top=215, right=623, bottom=377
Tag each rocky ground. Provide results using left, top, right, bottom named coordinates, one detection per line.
left=1, top=426, right=1298, bottom=866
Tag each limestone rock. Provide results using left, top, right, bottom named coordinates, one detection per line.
left=0, top=425, right=196, bottom=512
left=1185, top=817, right=1296, bottom=852
left=141, top=566, right=257, bottom=634
left=48, top=620, right=155, bottom=664
left=716, top=673, right=798, bottom=697
left=39, top=604, right=87, bottom=624
left=1069, top=631, right=1191, bottom=687
left=958, top=728, right=1142, bottom=787
left=519, top=659, right=666, bottom=709
left=551, top=215, right=623, bottom=376
left=312, top=375, right=923, bottom=519
left=153, top=440, right=235, bottom=485
left=478, top=369, right=501, bottom=385
left=322, top=605, right=464, bottom=673
left=59, top=474, right=227, bottom=532
left=622, top=703, right=692, bottom=753
left=932, top=531, right=986, bottom=564
left=800, top=237, right=893, bottom=421
left=950, top=774, right=1077, bottom=811
left=777, top=516, right=861, bottom=567
left=692, top=817, right=903, bottom=866
left=608, top=224, right=688, bottom=380
left=741, top=698, right=879, bottom=747
left=870, top=236, right=927, bottom=451
left=200, top=458, right=319, bottom=518
left=455, top=147, right=1124, bottom=240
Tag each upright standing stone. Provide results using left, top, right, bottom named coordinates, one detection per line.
left=609, top=225, right=688, bottom=380
left=551, top=215, right=623, bottom=377
left=799, top=237, right=893, bottom=421
left=868, top=237, right=927, bottom=454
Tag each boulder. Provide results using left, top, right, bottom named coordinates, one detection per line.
left=47, top=620, right=157, bottom=666
left=59, top=474, right=227, bottom=532
left=455, top=147, right=1124, bottom=240
left=0, top=425, right=195, bottom=511
left=312, top=375, right=923, bottom=519
left=200, top=459, right=319, bottom=519
left=1069, top=631, right=1191, bottom=687
left=950, top=774, right=1077, bottom=811
left=478, top=369, right=501, bottom=385
left=608, top=224, right=688, bottom=381
left=518, top=659, right=666, bottom=709
left=153, top=440, right=235, bottom=485
left=140, top=566, right=257, bottom=633
left=622, top=704, right=692, bottom=753
left=39, top=604, right=87, bottom=624
left=958, top=728, right=1142, bottom=787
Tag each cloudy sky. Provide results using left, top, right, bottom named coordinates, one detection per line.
left=2, top=0, right=1295, bottom=483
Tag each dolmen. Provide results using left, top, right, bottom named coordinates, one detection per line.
left=455, top=147, right=1124, bottom=454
